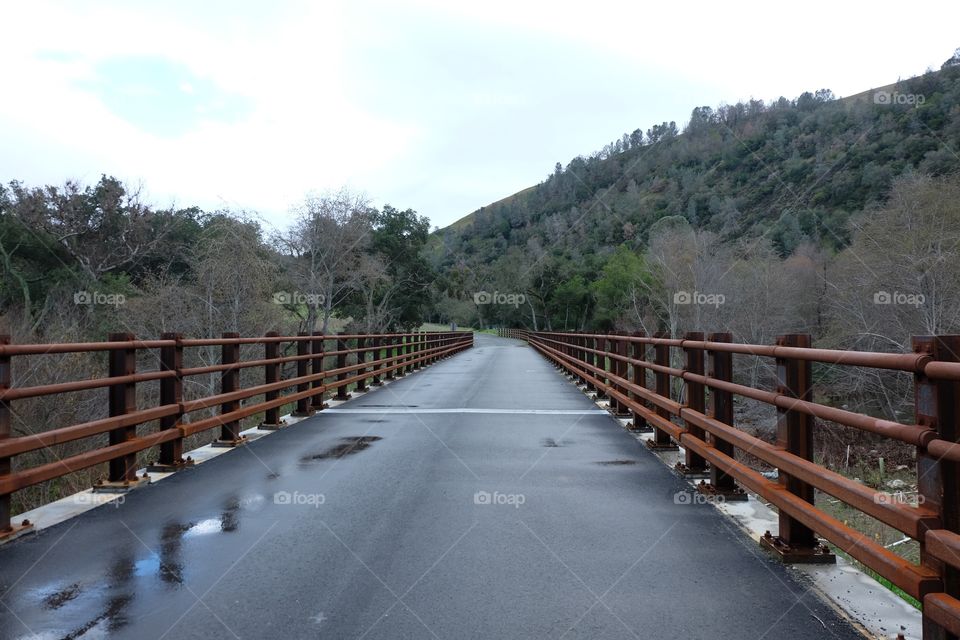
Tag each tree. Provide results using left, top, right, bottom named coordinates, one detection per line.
left=280, top=189, right=372, bottom=332
left=942, top=47, right=960, bottom=70
left=826, top=174, right=960, bottom=345
left=365, top=205, right=434, bottom=329
left=591, top=245, right=653, bottom=331
left=12, top=176, right=167, bottom=282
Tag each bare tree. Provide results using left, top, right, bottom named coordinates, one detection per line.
left=279, top=189, right=372, bottom=332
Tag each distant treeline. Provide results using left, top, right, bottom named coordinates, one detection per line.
left=0, top=181, right=435, bottom=344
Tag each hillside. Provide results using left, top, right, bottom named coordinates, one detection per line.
left=443, top=79, right=907, bottom=237
left=426, top=59, right=960, bottom=334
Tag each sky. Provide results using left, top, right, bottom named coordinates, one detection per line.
left=2, top=1, right=959, bottom=232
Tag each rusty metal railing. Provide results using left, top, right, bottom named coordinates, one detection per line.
left=521, top=329, right=960, bottom=638
left=0, top=330, right=473, bottom=538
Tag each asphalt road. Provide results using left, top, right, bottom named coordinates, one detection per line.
left=0, top=333, right=862, bottom=640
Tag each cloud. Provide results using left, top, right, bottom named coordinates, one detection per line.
left=2, top=0, right=959, bottom=229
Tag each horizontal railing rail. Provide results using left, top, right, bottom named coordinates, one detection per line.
left=0, top=330, right=473, bottom=537
left=514, top=328, right=960, bottom=638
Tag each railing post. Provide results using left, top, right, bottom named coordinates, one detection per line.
left=310, top=331, right=326, bottom=411
left=336, top=332, right=351, bottom=400
left=215, top=332, right=245, bottom=446
left=584, top=334, right=596, bottom=393
left=646, top=332, right=678, bottom=451
left=613, top=332, right=630, bottom=416
left=700, top=333, right=746, bottom=500
left=385, top=335, right=396, bottom=380
left=260, top=331, right=285, bottom=429
left=408, top=332, right=417, bottom=371
left=676, top=332, right=708, bottom=477
left=104, top=332, right=142, bottom=486
left=156, top=333, right=187, bottom=467
left=398, top=334, right=409, bottom=376
left=371, top=336, right=384, bottom=385
left=356, top=333, right=368, bottom=392
left=573, top=333, right=584, bottom=386
left=292, top=332, right=314, bottom=416
left=761, top=333, right=833, bottom=563
left=915, top=335, right=960, bottom=639
left=0, top=335, right=15, bottom=535
left=593, top=336, right=606, bottom=399
left=628, top=331, right=652, bottom=432
left=415, top=332, right=424, bottom=369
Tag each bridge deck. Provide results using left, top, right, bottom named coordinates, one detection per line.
left=0, top=334, right=860, bottom=639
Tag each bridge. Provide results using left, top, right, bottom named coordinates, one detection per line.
left=1, top=329, right=959, bottom=638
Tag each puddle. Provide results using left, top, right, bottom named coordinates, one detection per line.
left=61, top=594, right=133, bottom=639
left=29, top=504, right=252, bottom=640
left=137, top=499, right=245, bottom=586
left=49, top=556, right=137, bottom=639
left=362, top=419, right=388, bottom=423
left=302, top=436, right=382, bottom=461
left=42, top=583, right=80, bottom=609
left=596, top=460, right=638, bottom=466
left=541, top=438, right=574, bottom=448
left=266, top=472, right=280, bottom=480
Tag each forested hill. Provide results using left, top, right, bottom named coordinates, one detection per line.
left=427, top=57, right=960, bottom=334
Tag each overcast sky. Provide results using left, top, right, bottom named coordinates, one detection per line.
left=2, top=1, right=958, bottom=231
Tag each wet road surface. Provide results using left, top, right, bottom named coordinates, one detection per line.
left=0, top=334, right=861, bottom=639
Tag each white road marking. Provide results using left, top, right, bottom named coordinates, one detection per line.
left=321, top=408, right=607, bottom=415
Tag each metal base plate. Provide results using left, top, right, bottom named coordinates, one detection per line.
left=696, top=482, right=749, bottom=502
left=645, top=439, right=679, bottom=452
left=146, top=459, right=195, bottom=473
left=0, top=521, right=35, bottom=544
left=258, top=420, right=287, bottom=431
left=760, top=532, right=836, bottom=564
left=674, top=463, right=710, bottom=479
left=93, top=476, right=150, bottom=493
left=627, top=422, right=654, bottom=433
left=212, top=435, right=248, bottom=448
